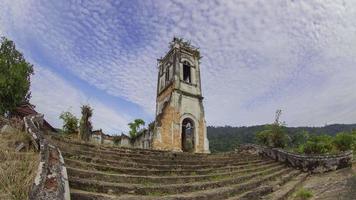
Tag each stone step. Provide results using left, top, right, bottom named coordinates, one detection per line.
left=64, top=157, right=275, bottom=176
left=70, top=189, right=116, bottom=200
left=48, top=135, right=206, bottom=156
left=66, top=161, right=280, bottom=185
left=227, top=186, right=273, bottom=200
left=261, top=173, right=308, bottom=200
left=48, top=134, right=237, bottom=158
left=61, top=148, right=258, bottom=166
left=227, top=170, right=302, bottom=200
left=62, top=151, right=265, bottom=170
left=53, top=137, right=238, bottom=159
left=68, top=164, right=286, bottom=196
left=63, top=152, right=271, bottom=170
left=59, top=144, right=245, bottom=163
left=110, top=167, right=294, bottom=200
left=53, top=139, right=250, bottom=161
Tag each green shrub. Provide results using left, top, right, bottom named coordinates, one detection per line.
left=290, top=131, right=309, bottom=148
left=295, top=188, right=313, bottom=200
left=352, top=130, right=356, bottom=154
left=333, top=132, right=354, bottom=152
left=302, top=135, right=333, bottom=154
left=59, top=111, right=78, bottom=134
left=256, top=123, right=288, bottom=148
left=256, top=129, right=270, bottom=146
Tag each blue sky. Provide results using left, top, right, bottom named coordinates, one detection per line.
left=1, top=0, right=356, bottom=134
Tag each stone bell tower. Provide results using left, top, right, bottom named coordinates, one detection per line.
left=152, top=38, right=210, bottom=153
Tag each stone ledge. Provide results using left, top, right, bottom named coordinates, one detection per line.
left=24, top=114, right=70, bottom=200
left=239, top=144, right=353, bottom=173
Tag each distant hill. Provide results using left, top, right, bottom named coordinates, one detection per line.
left=207, top=124, right=356, bottom=153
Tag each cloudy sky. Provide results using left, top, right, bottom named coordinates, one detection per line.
left=1, top=0, right=356, bottom=134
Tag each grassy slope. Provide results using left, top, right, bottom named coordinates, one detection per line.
left=0, top=129, right=39, bottom=200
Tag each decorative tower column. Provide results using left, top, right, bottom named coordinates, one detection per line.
left=152, top=38, right=210, bottom=153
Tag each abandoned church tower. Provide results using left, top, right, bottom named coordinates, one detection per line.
left=152, top=38, right=210, bottom=153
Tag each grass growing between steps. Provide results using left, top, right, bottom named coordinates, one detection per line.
left=0, top=130, right=39, bottom=200
left=295, top=188, right=313, bottom=200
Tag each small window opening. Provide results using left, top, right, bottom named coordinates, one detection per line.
left=165, top=68, right=170, bottom=82
left=183, top=62, right=191, bottom=83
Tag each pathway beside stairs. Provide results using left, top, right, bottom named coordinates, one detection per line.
left=48, top=135, right=308, bottom=200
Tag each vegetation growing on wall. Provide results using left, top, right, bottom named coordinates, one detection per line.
left=128, top=119, right=145, bottom=139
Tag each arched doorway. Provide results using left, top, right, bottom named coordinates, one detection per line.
left=181, top=118, right=195, bottom=152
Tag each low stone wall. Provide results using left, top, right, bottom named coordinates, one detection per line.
left=240, top=144, right=353, bottom=173
left=24, top=114, right=70, bottom=200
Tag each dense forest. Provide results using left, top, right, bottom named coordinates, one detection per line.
left=207, top=124, right=356, bottom=153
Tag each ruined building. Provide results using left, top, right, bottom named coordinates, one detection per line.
left=151, top=38, right=210, bottom=153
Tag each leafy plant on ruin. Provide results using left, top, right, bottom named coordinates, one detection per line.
left=59, top=111, right=78, bottom=134
left=0, top=37, right=34, bottom=116
left=79, top=104, right=93, bottom=141
left=112, top=134, right=122, bottom=145
left=128, top=119, right=145, bottom=139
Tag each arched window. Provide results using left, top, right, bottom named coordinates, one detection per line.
left=183, top=61, right=191, bottom=83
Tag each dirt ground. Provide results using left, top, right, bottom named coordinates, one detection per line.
left=291, top=163, right=356, bottom=200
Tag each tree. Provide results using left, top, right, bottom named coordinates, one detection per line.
left=59, top=111, right=78, bottom=134
left=0, top=37, right=34, bottom=116
left=289, top=130, right=310, bottom=148
left=256, top=129, right=271, bottom=146
left=128, top=119, right=145, bottom=139
left=79, top=105, right=93, bottom=141
left=255, top=109, right=288, bottom=148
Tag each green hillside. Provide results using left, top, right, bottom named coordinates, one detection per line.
left=207, top=124, right=356, bottom=153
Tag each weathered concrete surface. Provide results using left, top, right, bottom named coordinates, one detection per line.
left=240, top=144, right=353, bottom=173
left=153, top=38, right=209, bottom=153
left=25, top=114, right=70, bottom=200
left=289, top=164, right=356, bottom=200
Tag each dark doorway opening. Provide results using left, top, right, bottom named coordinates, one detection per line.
left=182, top=118, right=194, bottom=152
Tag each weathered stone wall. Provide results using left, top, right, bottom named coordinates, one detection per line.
left=153, top=39, right=210, bottom=153
left=152, top=105, right=181, bottom=151
left=240, top=144, right=353, bottom=173
left=133, top=130, right=153, bottom=149
left=24, top=114, right=70, bottom=200
left=153, top=95, right=209, bottom=153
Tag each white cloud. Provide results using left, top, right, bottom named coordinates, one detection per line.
left=1, top=0, right=356, bottom=127
left=31, top=65, right=130, bottom=134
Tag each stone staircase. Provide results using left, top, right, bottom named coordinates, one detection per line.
left=48, top=135, right=308, bottom=200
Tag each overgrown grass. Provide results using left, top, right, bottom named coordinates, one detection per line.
left=0, top=130, right=39, bottom=200
left=295, top=188, right=313, bottom=200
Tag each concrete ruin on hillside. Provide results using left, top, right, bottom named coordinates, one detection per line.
left=99, top=38, right=210, bottom=153
left=151, top=38, right=210, bottom=153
